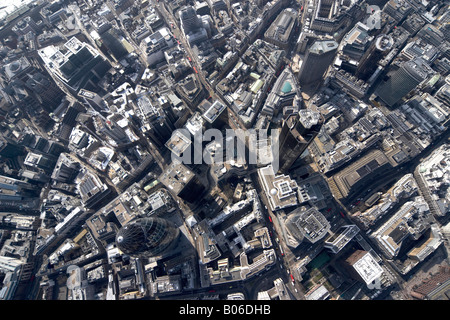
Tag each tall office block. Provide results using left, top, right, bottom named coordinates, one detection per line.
left=375, top=58, right=434, bottom=107
left=276, top=109, right=323, bottom=173
left=356, top=34, right=394, bottom=81
left=116, top=217, right=180, bottom=257
left=179, top=6, right=202, bottom=35
left=298, top=39, right=338, bottom=86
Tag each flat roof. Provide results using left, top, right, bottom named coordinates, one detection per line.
left=159, top=161, right=195, bottom=195
left=258, top=165, right=298, bottom=211
left=203, top=100, right=226, bottom=123
left=165, top=130, right=192, bottom=157
left=352, top=252, right=383, bottom=285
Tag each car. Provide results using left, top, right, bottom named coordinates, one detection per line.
left=268, top=216, right=273, bottom=223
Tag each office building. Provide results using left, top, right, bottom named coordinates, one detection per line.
left=261, top=67, right=301, bottom=118
left=165, top=129, right=192, bottom=158
left=407, top=224, right=443, bottom=263
left=38, top=37, right=111, bottom=93
left=310, top=0, right=363, bottom=34
left=158, top=161, right=205, bottom=203
left=264, top=8, right=297, bottom=50
left=345, top=250, right=384, bottom=286
left=327, top=149, right=392, bottom=201
left=51, top=153, right=80, bottom=183
left=140, top=27, right=175, bottom=66
left=370, top=197, right=431, bottom=259
left=100, top=28, right=129, bottom=62
left=356, top=34, right=394, bottom=80
left=77, top=171, right=112, bottom=210
left=202, top=100, right=228, bottom=128
left=179, top=6, right=202, bottom=35
left=23, top=152, right=56, bottom=173
left=78, top=89, right=109, bottom=113
left=342, top=22, right=372, bottom=61
left=298, top=39, right=338, bottom=86
left=179, top=5, right=210, bottom=45
left=324, top=225, right=360, bottom=254
left=257, top=164, right=299, bottom=212
left=116, top=217, right=180, bottom=257
left=12, top=16, right=40, bottom=37
left=417, top=24, right=445, bottom=48
left=284, top=207, right=331, bottom=247
left=276, top=109, right=323, bottom=173
left=375, top=58, right=434, bottom=107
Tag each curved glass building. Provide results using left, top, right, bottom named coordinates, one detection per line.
left=116, top=217, right=180, bottom=257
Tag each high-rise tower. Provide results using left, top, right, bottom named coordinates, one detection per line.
left=356, top=34, right=394, bottom=81
left=116, top=217, right=180, bottom=257
left=375, top=57, right=434, bottom=107
left=179, top=6, right=202, bottom=35
left=298, top=39, right=338, bottom=86
left=275, top=109, right=323, bottom=173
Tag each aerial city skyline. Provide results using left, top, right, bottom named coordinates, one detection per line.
left=0, top=0, right=449, bottom=305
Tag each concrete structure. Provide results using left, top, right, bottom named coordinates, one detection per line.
left=370, top=197, right=431, bottom=259
left=376, top=58, right=434, bottom=107
left=298, top=39, right=338, bottom=86
left=345, top=250, right=384, bottom=286
left=264, top=8, right=297, bottom=50
left=324, top=225, right=360, bottom=254
left=77, top=171, right=112, bottom=210
left=276, top=109, right=323, bottom=173
left=327, top=149, right=392, bottom=201
left=159, top=161, right=205, bottom=203
left=38, top=37, right=110, bottom=92
left=257, top=164, right=299, bottom=211
left=140, top=27, right=175, bottom=66
left=284, top=206, right=331, bottom=247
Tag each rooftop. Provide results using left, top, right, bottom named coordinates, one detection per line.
left=165, top=130, right=192, bottom=157
left=351, top=251, right=384, bottom=285
left=257, top=165, right=298, bottom=211
left=159, top=161, right=195, bottom=195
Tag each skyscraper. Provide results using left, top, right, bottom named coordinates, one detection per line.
left=179, top=6, right=202, bottom=35
left=356, top=34, right=394, bottom=81
left=116, top=217, right=180, bottom=257
left=275, top=109, right=323, bottom=173
left=375, top=57, right=434, bottom=107
left=178, top=5, right=209, bottom=45
left=38, top=37, right=111, bottom=93
left=298, top=39, right=338, bottom=86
